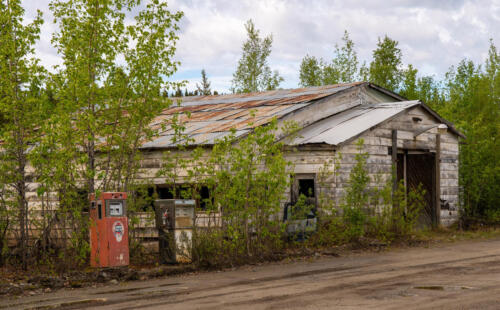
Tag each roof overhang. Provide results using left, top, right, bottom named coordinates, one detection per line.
left=287, top=101, right=421, bottom=147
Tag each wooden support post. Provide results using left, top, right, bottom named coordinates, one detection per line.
left=391, top=130, right=398, bottom=195
left=435, top=134, right=441, bottom=227
left=403, top=151, right=407, bottom=204
left=403, top=151, right=407, bottom=190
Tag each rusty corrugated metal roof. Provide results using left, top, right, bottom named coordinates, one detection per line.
left=141, top=83, right=364, bottom=148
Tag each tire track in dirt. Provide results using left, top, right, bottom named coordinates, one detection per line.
left=83, top=253, right=500, bottom=310
left=212, top=258, right=500, bottom=309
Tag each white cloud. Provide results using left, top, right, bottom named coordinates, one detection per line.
left=21, top=0, right=500, bottom=93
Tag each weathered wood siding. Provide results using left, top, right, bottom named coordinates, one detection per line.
left=335, top=105, right=460, bottom=226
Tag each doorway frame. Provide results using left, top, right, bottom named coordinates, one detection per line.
left=397, top=150, right=437, bottom=227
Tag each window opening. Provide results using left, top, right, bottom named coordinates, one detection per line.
left=287, top=176, right=317, bottom=221
left=199, top=186, right=212, bottom=210
left=298, top=179, right=315, bottom=198
left=141, top=184, right=213, bottom=211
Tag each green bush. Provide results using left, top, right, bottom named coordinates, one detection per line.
left=311, top=139, right=426, bottom=247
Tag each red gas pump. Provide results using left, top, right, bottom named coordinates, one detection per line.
left=89, top=192, right=129, bottom=267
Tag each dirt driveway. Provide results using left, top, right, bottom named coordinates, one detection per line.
left=3, top=238, right=500, bottom=309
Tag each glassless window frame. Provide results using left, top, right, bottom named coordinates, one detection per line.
left=291, top=173, right=317, bottom=204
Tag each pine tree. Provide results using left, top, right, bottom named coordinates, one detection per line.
left=197, top=69, right=212, bottom=95
left=231, top=19, right=283, bottom=93
left=175, top=87, right=183, bottom=97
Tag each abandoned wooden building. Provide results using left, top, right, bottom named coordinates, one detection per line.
left=137, top=82, right=463, bottom=227
left=12, top=81, right=462, bottom=248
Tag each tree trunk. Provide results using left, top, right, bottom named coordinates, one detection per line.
left=16, top=148, right=28, bottom=270
left=244, top=170, right=251, bottom=257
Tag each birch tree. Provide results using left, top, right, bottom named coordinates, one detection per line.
left=299, top=55, right=322, bottom=87
left=299, top=31, right=359, bottom=87
left=40, top=0, right=183, bottom=262
left=0, top=0, right=44, bottom=269
left=49, top=0, right=183, bottom=193
left=231, top=19, right=283, bottom=93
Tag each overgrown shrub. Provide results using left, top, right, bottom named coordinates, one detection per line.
left=309, top=139, right=426, bottom=248
left=368, top=180, right=425, bottom=242
left=341, top=140, right=370, bottom=242
left=186, top=118, right=299, bottom=267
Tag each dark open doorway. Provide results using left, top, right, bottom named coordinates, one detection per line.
left=397, top=152, right=436, bottom=228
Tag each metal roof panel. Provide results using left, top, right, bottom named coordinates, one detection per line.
left=290, top=101, right=420, bottom=146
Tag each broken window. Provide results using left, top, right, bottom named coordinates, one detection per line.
left=198, top=186, right=212, bottom=211
left=291, top=174, right=316, bottom=203
left=140, top=184, right=212, bottom=211
left=298, top=179, right=315, bottom=198
left=285, top=174, right=317, bottom=221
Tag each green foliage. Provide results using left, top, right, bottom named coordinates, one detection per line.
left=299, top=32, right=444, bottom=106
left=332, top=30, right=359, bottom=83
left=1, top=1, right=498, bottom=272
left=48, top=0, right=183, bottom=194
left=368, top=179, right=425, bottom=242
left=309, top=140, right=426, bottom=247
left=298, top=32, right=445, bottom=103
left=0, top=0, right=184, bottom=269
left=369, top=35, right=403, bottom=91
left=341, top=140, right=369, bottom=242
left=0, top=0, right=45, bottom=268
left=188, top=118, right=296, bottom=267
left=290, top=194, right=315, bottom=221
left=285, top=193, right=316, bottom=246
left=299, top=30, right=359, bottom=87
left=400, top=64, right=444, bottom=105
left=400, top=64, right=419, bottom=99
left=157, top=107, right=197, bottom=199
left=299, top=55, right=322, bottom=87
left=438, top=41, right=500, bottom=223
left=231, top=19, right=283, bottom=93
left=298, top=33, right=498, bottom=225
left=212, top=119, right=290, bottom=257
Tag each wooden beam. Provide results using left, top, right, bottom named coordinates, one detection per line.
left=392, top=130, right=398, bottom=195
left=435, top=134, right=441, bottom=227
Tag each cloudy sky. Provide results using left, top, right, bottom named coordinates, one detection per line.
left=24, top=0, right=500, bottom=93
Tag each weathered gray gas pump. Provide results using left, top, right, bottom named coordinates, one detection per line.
left=154, top=199, right=195, bottom=264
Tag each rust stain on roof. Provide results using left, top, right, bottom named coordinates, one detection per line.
left=142, top=83, right=365, bottom=148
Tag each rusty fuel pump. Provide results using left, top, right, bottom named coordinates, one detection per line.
left=89, top=192, right=129, bottom=268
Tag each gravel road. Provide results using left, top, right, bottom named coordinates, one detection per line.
left=3, top=238, right=500, bottom=309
